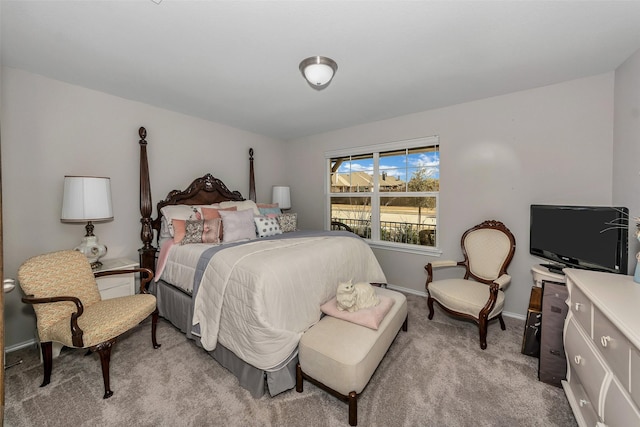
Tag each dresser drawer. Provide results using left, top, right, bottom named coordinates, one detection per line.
left=568, top=283, right=591, bottom=336
left=565, top=317, right=608, bottom=414
left=594, top=306, right=630, bottom=390
left=631, top=347, right=640, bottom=409
left=563, top=365, right=599, bottom=427
left=603, top=376, right=640, bottom=427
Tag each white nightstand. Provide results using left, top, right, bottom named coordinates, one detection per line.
left=95, top=258, right=139, bottom=299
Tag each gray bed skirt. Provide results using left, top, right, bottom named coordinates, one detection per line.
left=149, top=279, right=298, bottom=398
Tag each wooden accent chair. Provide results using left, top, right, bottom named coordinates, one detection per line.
left=424, top=220, right=516, bottom=349
left=17, top=250, right=160, bottom=398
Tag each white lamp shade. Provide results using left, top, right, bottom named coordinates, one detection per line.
left=61, top=176, right=113, bottom=222
left=272, top=186, right=291, bottom=210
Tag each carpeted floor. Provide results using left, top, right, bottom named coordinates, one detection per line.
left=4, top=294, right=577, bottom=426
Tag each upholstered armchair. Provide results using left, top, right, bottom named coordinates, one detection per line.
left=17, top=250, right=160, bottom=398
left=424, top=220, right=516, bottom=349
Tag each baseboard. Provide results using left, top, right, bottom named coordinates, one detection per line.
left=6, top=286, right=525, bottom=354
left=386, top=283, right=526, bottom=321
left=6, top=339, right=37, bottom=354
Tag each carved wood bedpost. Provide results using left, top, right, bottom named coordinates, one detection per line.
left=138, top=127, right=156, bottom=273
left=249, top=148, right=256, bottom=202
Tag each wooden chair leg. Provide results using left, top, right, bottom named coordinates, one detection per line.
left=151, top=309, right=161, bottom=349
left=498, top=314, right=506, bottom=330
left=40, top=342, right=53, bottom=387
left=478, top=317, right=488, bottom=350
left=348, top=391, right=358, bottom=426
left=427, top=297, right=435, bottom=320
left=94, top=339, right=116, bottom=399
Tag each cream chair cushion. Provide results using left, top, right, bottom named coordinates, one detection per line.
left=465, top=228, right=511, bottom=281
left=428, top=278, right=504, bottom=319
left=45, top=294, right=157, bottom=347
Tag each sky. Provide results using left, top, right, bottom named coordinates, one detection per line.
left=336, top=150, right=440, bottom=182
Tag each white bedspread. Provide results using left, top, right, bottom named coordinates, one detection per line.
left=192, top=236, right=386, bottom=370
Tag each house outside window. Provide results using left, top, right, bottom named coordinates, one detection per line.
left=326, top=136, right=440, bottom=254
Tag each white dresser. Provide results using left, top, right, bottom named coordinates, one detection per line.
left=562, top=269, right=640, bottom=426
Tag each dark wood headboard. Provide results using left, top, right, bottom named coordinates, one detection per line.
left=138, top=127, right=256, bottom=272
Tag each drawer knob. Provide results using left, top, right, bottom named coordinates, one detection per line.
left=600, top=335, right=611, bottom=348
left=574, top=355, right=583, bottom=365
left=574, top=302, right=582, bottom=311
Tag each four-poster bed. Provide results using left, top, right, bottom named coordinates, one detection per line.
left=136, top=127, right=387, bottom=397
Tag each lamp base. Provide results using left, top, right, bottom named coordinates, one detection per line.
left=74, top=235, right=107, bottom=270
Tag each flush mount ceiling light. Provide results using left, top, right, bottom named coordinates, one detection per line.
left=299, top=56, right=338, bottom=90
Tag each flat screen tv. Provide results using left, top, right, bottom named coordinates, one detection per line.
left=530, top=204, right=629, bottom=275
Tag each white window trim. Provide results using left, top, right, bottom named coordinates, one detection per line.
left=325, top=135, right=441, bottom=255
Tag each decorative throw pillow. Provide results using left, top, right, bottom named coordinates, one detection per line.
left=181, top=220, right=204, bottom=244
left=180, top=218, right=222, bottom=245
left=202, top=218, right=222, bottom=244
left=201, top=206, right=237, bottom=220
left=258, top=206, right=282, bottom=216
left=254, top=216, right=283, bottom=238
left=277, top=213, right=297, bottom=232
left=201, top=206, right=237, bottom=240
left=219, top=200, right=261, bottom=216
left=219, top=209, right=257, bottom=243
left=160, top=205, right=202, bottom=237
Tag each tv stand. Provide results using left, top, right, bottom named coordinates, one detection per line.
left=540, top=263, right=565, bottom=275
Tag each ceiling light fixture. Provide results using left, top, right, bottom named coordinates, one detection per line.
left=299, top=56, right=338, bottom=90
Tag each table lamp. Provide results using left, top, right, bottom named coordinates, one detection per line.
left=61, top=176, right=113, bottom=269
left=272, top=186, right=291, bottom=210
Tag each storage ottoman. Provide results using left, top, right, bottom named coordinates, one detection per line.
left=296, top=287, right=408, bottom=426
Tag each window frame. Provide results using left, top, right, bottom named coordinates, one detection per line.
left=325, top=135, right=441, bottom=256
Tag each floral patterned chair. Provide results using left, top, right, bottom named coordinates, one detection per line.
left=424, top=220, right=516, bottom=349
left=18, top=250, right=160, bottom=398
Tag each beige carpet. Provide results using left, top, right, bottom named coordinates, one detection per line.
left=4, top=294, right=576, bottom=426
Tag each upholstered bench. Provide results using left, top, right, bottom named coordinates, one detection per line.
left=296, top=287, right=408, bottom=426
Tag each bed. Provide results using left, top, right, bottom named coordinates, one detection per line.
left=136, top=127, right=387, bottom=397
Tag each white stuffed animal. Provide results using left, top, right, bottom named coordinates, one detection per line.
left=336, top=280, right=380, bottom=312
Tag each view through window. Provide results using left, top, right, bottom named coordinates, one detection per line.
left=327, top=137, right=440, bottom=249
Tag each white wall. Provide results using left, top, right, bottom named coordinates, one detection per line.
left=613, top=48, right=640, bottom=270
left=1, top=67, right=286, bottom=348
left=286, top=73, right=616, bottom=318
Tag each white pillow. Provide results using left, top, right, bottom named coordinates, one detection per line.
left=160, top=205, right=202, bottom=236
left=219, top=200, right=261, bottom=216
left=220, top=209, right=257, bottom=243
left=254, top=216, right=283, bottom=238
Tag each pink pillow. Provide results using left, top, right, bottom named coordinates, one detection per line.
left=201, top=206, right=237, bottom=219
left=320, top=294, right=395, bottom=330
left=172, top=219, right=187, bottom=243
left=202, top=206, right=237, bottom=240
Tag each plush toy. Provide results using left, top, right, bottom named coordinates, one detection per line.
left=336, top=280, right=380, bottom=312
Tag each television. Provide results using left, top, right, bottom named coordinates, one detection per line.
left=529, top=204, right=629, bottom=275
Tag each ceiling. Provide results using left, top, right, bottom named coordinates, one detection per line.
left=3, top=1, right=640, bottom=141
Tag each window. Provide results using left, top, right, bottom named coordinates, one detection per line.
left=326, top=136, right=440, bottom=252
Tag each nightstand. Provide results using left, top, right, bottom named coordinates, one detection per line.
left=95, top=258, right=139, bottom=299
